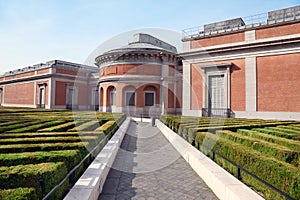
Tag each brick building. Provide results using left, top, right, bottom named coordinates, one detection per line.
left=0, top=60, right=99, bottom=110
left=95, top=33, right=182, bottom=117
left=0, top=5, right=299, bottom=120
left=181, top=5, right=300, bottom=120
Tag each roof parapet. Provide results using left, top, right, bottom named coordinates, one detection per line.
left=130, top=33, right=177, bottom=53
left=182, top=5, right=300, bottom=40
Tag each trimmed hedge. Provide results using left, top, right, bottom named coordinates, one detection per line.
left=253, top=128, right=300, bottom=140
left=7, top=121, right=65, bottom=133
left=0, top=150, right=82, bottom=170
left=0, top=110, right=126, bottom=199
left=96, top=120, right=117, bottom=135
left=0, top=142, right=89, bottom=154
left=0, top=135, right=98, bottom=145
left=237, top=129, right=300, bottom=151
left=0, top=162, right=68, bottom=199
left=68, top=120, right=100, bottom=132
left=0, top=131, right=103, bottom=139
left=216, top=130, right=299, bottom=167
left=195, top=132, right=300, bottom=199
left=38, top=121, right=76, bottom=132
left=0, top=187, right=37, bottom=200
left=0, top=121, right=46, bottom=133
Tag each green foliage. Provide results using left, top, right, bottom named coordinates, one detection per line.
left=7, top=121, right=65, bottom=133
left=216, top=130, right=299, bottom=167
left=162, top=114, right=300, bottom=200
left=0, top=187, right=37, bottom=200
left=0, top=150, right=82, bottom=170
left=0, top=109, right=126, bottom=199
left=0, top=162, right=68, bottom=199
left=195, top=132, right=300, bottom=199
left=237, top=129, right=300, bottom=151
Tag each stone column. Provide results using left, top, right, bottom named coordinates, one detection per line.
left=182, top=61, right=191, bottom=116
left=245, top=56, right=257, bottom=112
left=160, top=64, right=169, bottom=115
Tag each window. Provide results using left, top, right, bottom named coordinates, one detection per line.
left=39, top=87, right=45, bottom=105
left=144, top=92, right=155, bottom=106
left=110, top=91, right=116, bottom=106
left=67, top=88, right=74, bottom=105
left=38, top=84, right=46, bottom=108
left=208, top=75, right=225, bottom=109
left=0, top=88, right=2, bottom=105
left=125, top=92, right=135, bottom=106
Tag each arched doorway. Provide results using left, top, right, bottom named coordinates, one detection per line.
left=123, top=85, right=136, bottom=116
left=107, top=86, right=116, bottom=112
left=99, top=87, right=103, bottom=111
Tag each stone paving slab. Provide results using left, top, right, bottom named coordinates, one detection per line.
left=99, top=121, right=217, bottom=200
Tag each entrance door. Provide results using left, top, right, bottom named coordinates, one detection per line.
left=110, top=91, right=116, bottom=112
left=208, top=75, right=225, bottom=115
left=0, top=89, right=2, bottom=106
left=39, top=87, right=45, bottom=108
left=67, top=88, right=74, bottom=109
left=124, top=91, right=135, bottom=116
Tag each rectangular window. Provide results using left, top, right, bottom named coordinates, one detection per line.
left=0, top=89, right=2, bottom=105
left=208, top=75, right=225, bottom=109
left=144, top=92, right=155, bottom=106
left=39, top=87, right=45, bottom=105
left=67, top=88, right=74, bottom=105
left=110, top=91, right=116, bottom=106
left=125, top=92, right=135, bottom=106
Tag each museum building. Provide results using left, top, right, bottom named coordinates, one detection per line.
left=0, top=5, right=300, bottom=120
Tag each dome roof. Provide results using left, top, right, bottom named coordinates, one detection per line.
left=101, top=33, right=177, bottom=55
left=95, top=33, right=179, bottom=67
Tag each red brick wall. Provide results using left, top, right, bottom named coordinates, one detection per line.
left=37, top=68, right=50, bottom=74
left=4, top=82, right=34, bottom=104
left=191, top=32, right=244, bottom=48
left=230, top=59, right=246, bottom=111
left=55, top=81, right=66, bottom=105
left=257, top=53, right=300, bottom=112
left=176, top=79, right=182, bottom=108
left=256, top=22, right=300, bottom=39
left=15, top=72, right=35, bottom=78
left=56, top=68, right=86, bottom=76
left=78, top=84, right=87, bottom=106
left=168, top=83, right=174, bottom=108
left=191, top=64, right=203, bottom=110
left=101, top=64, right=161, bottom=77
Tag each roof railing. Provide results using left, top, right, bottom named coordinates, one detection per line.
left=182, top=8, right=300, bottom=39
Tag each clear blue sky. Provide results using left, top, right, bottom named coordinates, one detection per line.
left=0, top=0, right=299, bottom=74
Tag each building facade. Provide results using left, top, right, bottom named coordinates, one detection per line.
left=95, top=33, right=182, bottom=117
left=0, top=5, right=299, bottom=120
left=180, top=5, right=300, bottom=120
left=0, top=60, right=99, bottom=110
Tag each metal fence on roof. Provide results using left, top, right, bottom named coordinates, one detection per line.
left=182, top=6, right=300, bottom=40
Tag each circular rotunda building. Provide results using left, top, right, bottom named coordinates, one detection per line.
left=95, top=33, right=182, bottom=117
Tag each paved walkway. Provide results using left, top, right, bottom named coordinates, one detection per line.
left=99, top=121, right=217, bottom=200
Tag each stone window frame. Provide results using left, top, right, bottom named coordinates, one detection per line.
left=66, top=84, right=78, bottom=106
left=37, top=83, right=47, bottom=108
left=144, top=91, right=156, bottom=107
left=124, top=91, right=136, bottom=106
left=0, top=88, right=3, bottom=106
left=200, top=63, right=231, bottom=109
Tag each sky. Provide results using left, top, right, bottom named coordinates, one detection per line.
left=0, top=0, right=299, bottom=74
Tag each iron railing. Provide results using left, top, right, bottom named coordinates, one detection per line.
left=66, top=104, right=78, bottom=110
left=182, top=8, right=300, bottom=39
left=196, top=140, right=295, bottom=200
left=202, top=108, right=234, bottom=118
left=36, top=104, right=45, bottom=109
